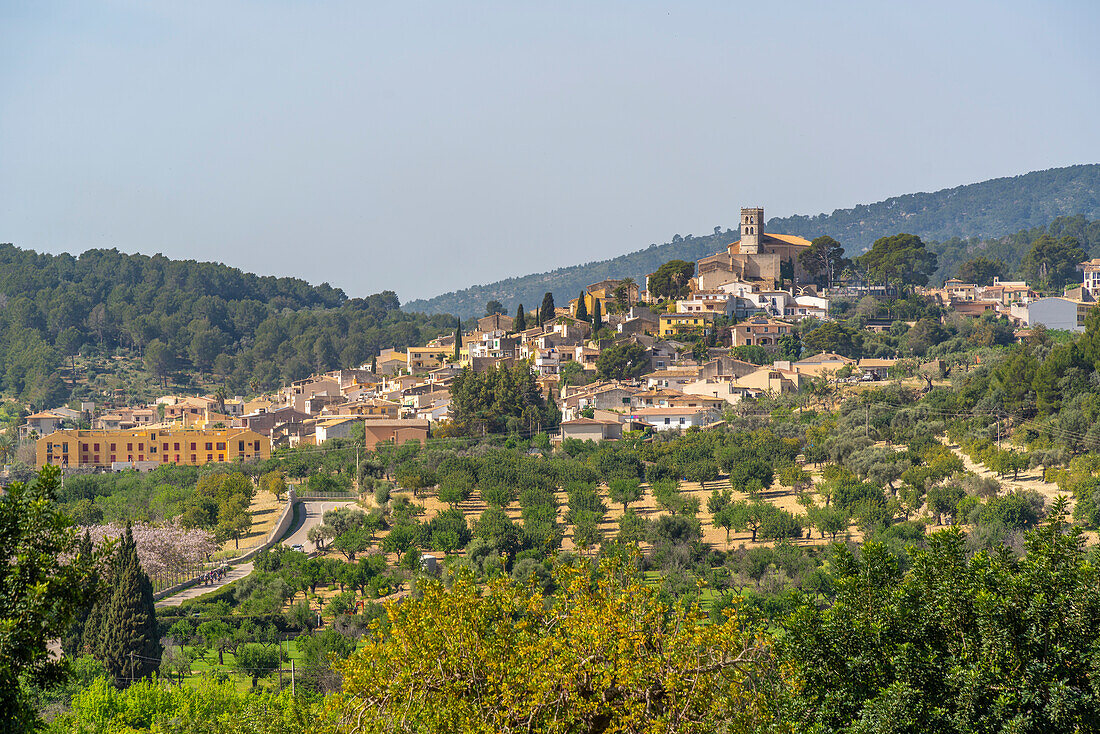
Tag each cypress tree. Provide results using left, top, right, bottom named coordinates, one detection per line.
left=370, top=355, right=377, bottom=373
left=592, top=299, right=603, bottom=332
left=100, top=524, right=162, bottom=687
left=575, top=292, right=589, bottom=322
left=540, top=292, right=555, bottom=325
left=62, top=530, right=99, bottom=657
left=454, top=326, right=463, bottom=360
left=515, top=304, right=526, bottom=332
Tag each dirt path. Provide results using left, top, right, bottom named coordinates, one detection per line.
left=940, top=439, right=1072, bottom=513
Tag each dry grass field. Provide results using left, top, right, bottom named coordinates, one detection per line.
left=218, top=489, right=285, bottom=554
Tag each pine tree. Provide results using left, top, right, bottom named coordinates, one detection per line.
left=540, top=292, right=555, bottom=325
left=100, top=524, right=162, bottom=687
left=515, top=304, right=526, bottom=332
left=592, top=299, right=602, bottom=332
left=575, top=292, right=589, bottom=322
left=62, top=530, right=100, bottom=657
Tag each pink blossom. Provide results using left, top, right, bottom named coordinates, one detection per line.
left=84, top=520, right=218, bottom=577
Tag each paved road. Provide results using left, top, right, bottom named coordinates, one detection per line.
left=155, top=499, right=355, bottom=608
left=155, top=562, right=254, bottom=608
left=280, top=499, right=357, bottom=552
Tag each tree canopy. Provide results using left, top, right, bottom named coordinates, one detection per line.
left=854, top=233, right=939, bottom=287
left=647, top=259, right=695, bottom=300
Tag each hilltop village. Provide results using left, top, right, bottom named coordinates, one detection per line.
left=26, top=205, right=1099, bottom=468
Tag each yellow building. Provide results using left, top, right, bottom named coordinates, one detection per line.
left=658, top=311, right=715, bottom=338
left=406, top=346, right=452, bottom=373
left=37, top=427, right=271, bottom=469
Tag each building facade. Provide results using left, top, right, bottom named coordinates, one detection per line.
left=37, top=427, right=271, bottom=469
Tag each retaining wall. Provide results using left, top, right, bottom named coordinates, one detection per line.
left=153, top=489, right=298, bottom=601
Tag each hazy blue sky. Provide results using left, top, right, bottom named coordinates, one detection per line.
left=2, top=1, right=1098, bottom=302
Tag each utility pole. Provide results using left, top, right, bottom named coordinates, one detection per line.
left=291, top=661, right=295, bottom=696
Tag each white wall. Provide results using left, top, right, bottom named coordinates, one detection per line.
left=1027, top=298, right=1083, bottom=332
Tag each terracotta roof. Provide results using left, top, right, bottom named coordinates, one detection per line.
left=763, top=233, right=811, bottom=246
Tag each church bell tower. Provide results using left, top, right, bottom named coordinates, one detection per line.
left=740, top=207, right=763, bottom=254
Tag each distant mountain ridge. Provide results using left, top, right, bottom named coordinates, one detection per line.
left=405, top=164, right=1100, bottom=318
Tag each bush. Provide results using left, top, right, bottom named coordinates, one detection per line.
left=325, top=591, right=356, bottom=616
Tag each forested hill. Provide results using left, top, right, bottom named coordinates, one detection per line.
left=770, top=164, right=1100, bottom=251
left=0, top=244, right=456, bottom=409
left=406, top=164, right=1100, bottom=318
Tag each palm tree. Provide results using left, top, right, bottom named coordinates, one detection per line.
left=213, top=386, right=228, bottom=415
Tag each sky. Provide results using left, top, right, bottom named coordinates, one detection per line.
left=2, top=1, right=1099, bottom=302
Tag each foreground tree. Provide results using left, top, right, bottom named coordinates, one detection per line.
left=50, top=677, right=327, bottom=733
left=338, top=557, right=772, bottom=733
left=98, top=524, right=162, bottom=687
left=0, top=465, right=97, bottom=730
left=778, top=501, right=1100, bottom=732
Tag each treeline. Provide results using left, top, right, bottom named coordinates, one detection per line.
left=774, top=163, right=1100, bottom=255
left=0, top=244, right=456, bottom=406
left=933, top=213, right=1100, bottom=286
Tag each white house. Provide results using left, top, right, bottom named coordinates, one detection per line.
left=627, top=406, right=721, bottom=431
left=1024, top=297, right=1093, bottom=332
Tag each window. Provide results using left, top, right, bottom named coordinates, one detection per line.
left=127, top=443, right=132, bottom=451
left=207, top=454, right=213, bottom=462
left=239, top=441, right=245, bottom=451
left=664, top=418, right=671, bottom=425
left=94, top=443, right=100, bottom=451
left=205, top=442, right=213, bottom=451
left=174, top=442, right=180, bottom=450
left=110, top=443, right=116, bottom=451
left=190, top=455, right=196, bottom=463
left=190, top=442, right=197, bottom=450
left=216, top=442, right=226, bottom=451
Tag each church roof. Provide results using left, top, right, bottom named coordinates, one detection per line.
left=762, top=232, right=812, bottom=247
left=729, top=232, right=812, bottom=248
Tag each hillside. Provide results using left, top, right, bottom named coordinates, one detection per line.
left=406, top=164, right=1100, bottom=318
left=0, top=245, right=455, bottom=409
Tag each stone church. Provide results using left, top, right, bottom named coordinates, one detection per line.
left=696, top=207, right=812, bottom=290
